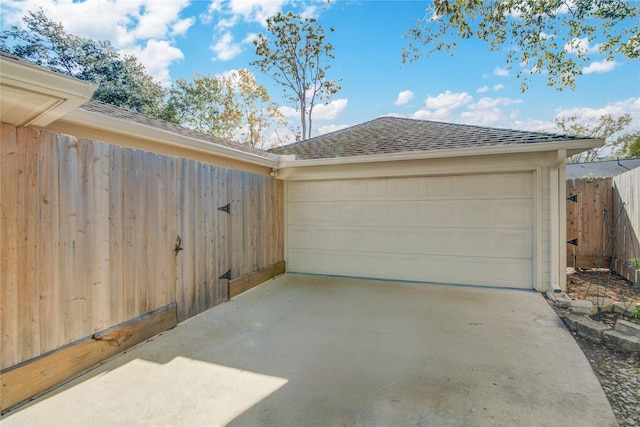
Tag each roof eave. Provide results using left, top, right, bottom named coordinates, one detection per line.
left=62, top=108, right=279, bottom=168
left=0, top=56, right=98, bottom=127
left=276, top=138, right=604, bottom=168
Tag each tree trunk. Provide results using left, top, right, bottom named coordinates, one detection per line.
left=299, top=97, right=307, bottom=141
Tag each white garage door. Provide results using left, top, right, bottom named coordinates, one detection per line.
left=287, top=172, right=534, bottom=289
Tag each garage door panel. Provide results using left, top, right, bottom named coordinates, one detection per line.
left=287, top=173, right=534, bottom=289
left=288, top=249, right=531, bottom=288
left=289, top=225, right=531, bottom=258
left=289, top=199, right=532, bottom=229
left=289, top=173, right=533, bottom=202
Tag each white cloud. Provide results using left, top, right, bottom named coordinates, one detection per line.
left=425, top=90, right=472, bottom=110
left=458, top=109, right=505, bottom=126
left=583, top=60, right=619, bottom=74
left=313, top=98, right=348, bottom=121
left=171, top=17, right=195, bottom=37
left=493, top=83, right=505, bottom=91
left=510, top=98, right=640, bottom=135
left=477, top=86, right=490, bottom=93
left=242, top=32, right=259, bottom=44
left=512, top=118, right=556, bottom=133
left=1, top=0, right=192, bottom=83
left=279, top=106, right=298, bottom=118
left=211, top=32, right=243, bottom=60
left=227, top=0, right=288, bottom=26
left=565, top=37, right=600, bottom=55
left=554, top=98, right=640, bottom=129
left=278, top=99, right=348, bottom=123
left=456, top=97, right=522, bottom=126
left=493, top=67, right=510, bottom=77
left=203, top=0, right=325, bottom=29
left=318, top=123, right=350, bottom=135
left=203, top=1, right=329, bottom=60
left=409, top=90, right=472, bottom=122
left=394, top=90, right=414, bottom=106
left=124, top=40, right=184, bottom=85
left=468, top=97, right=522, bottom=110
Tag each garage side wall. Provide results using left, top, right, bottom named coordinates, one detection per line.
left=281, top=152, right=561, bottom=292
left=1, top=123, right=284, bottom=407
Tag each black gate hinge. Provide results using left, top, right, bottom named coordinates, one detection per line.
left=218, top=203, right=230, bottom=214
left=567, top=194, right=578, bottom=202
left=219, top=269, right=231, bottom=280
left=567, top=239, right=578, bottom=246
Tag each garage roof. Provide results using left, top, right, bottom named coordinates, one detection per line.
left=270, top=116, right=594, bottom=160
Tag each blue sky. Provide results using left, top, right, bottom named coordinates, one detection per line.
left=2, top=0, right=639, bottom=142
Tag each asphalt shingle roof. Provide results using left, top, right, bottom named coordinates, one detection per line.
left=79, top=100, right=270, bottom=158
left=270, top=116, right=589, bottom=160
left=566, top=158, right=640, bottom=180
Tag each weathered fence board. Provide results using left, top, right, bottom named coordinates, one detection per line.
left=566, top=178, right=613, bottom=268
left=613, top=168, right=640, bottom=283
left=1, top=123, right=284, bottom=382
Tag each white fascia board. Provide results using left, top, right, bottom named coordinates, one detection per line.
left=64, top=108, right=279, bottom=168
left=0, top=56, right=97, bottom=126
left=276, top=138, right=603, bottom=168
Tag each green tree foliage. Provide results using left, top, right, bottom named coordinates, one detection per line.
left=554, top=113, right=634, bottom=162
left=252, top=12, right=340, bottom=140
left=166, top=69, right=287, bottom=148
left=615, top=131, right=640, bottom=158
left=403, top=0, right=639, bottom=91
left=167, top=72, right=238, bottom=139
left=1, top=9, right=167, bottom=118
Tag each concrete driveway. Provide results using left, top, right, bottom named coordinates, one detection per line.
left=2, top=274, right=617, bottom=426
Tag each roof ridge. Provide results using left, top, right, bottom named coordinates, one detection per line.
left=270, top=115, right=597, bottom=160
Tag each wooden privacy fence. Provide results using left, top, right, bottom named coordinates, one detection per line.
left=566, top=177, right=613, bottom=268
left=612, top=168, right=640, bottom=283
left=566, top=172, right=639, bottom=284
left=1, top=123, right=284, bottom=410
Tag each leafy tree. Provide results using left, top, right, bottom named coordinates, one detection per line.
left=1, top=9, right=167, bottom=118
left=252, top=11, right=340, bottom=140
left=554, top=113, right=634, bottom=162
left=166, top=69, right=287, bottom=148
left=403, top=0, right=639, bottom=91
left=229, top=69, right=289, bottom=148
left=615, top=131, right=640, bottom=158
left=166, top=72, right=238, bottom=139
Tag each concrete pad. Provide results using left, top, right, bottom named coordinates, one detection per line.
left=604, top=330, right=640, bottom=352
left=570, top=299, right=596, bottom=315
left=564, top=313, right=612, bottom=343
left=2, top=275, right=617, bottom=427
left=615, top=319, right=640, bottom=337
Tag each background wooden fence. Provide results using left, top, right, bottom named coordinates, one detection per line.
left=566, top=172, right=639, bottom=284
left=612, top=168, right=640, bottom=283
left=1, top=123, right=284, bottom=373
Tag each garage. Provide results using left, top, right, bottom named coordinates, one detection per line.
left=286, top=172, right=534, bottom=288
left=272, top=116, right=602, bottom=293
